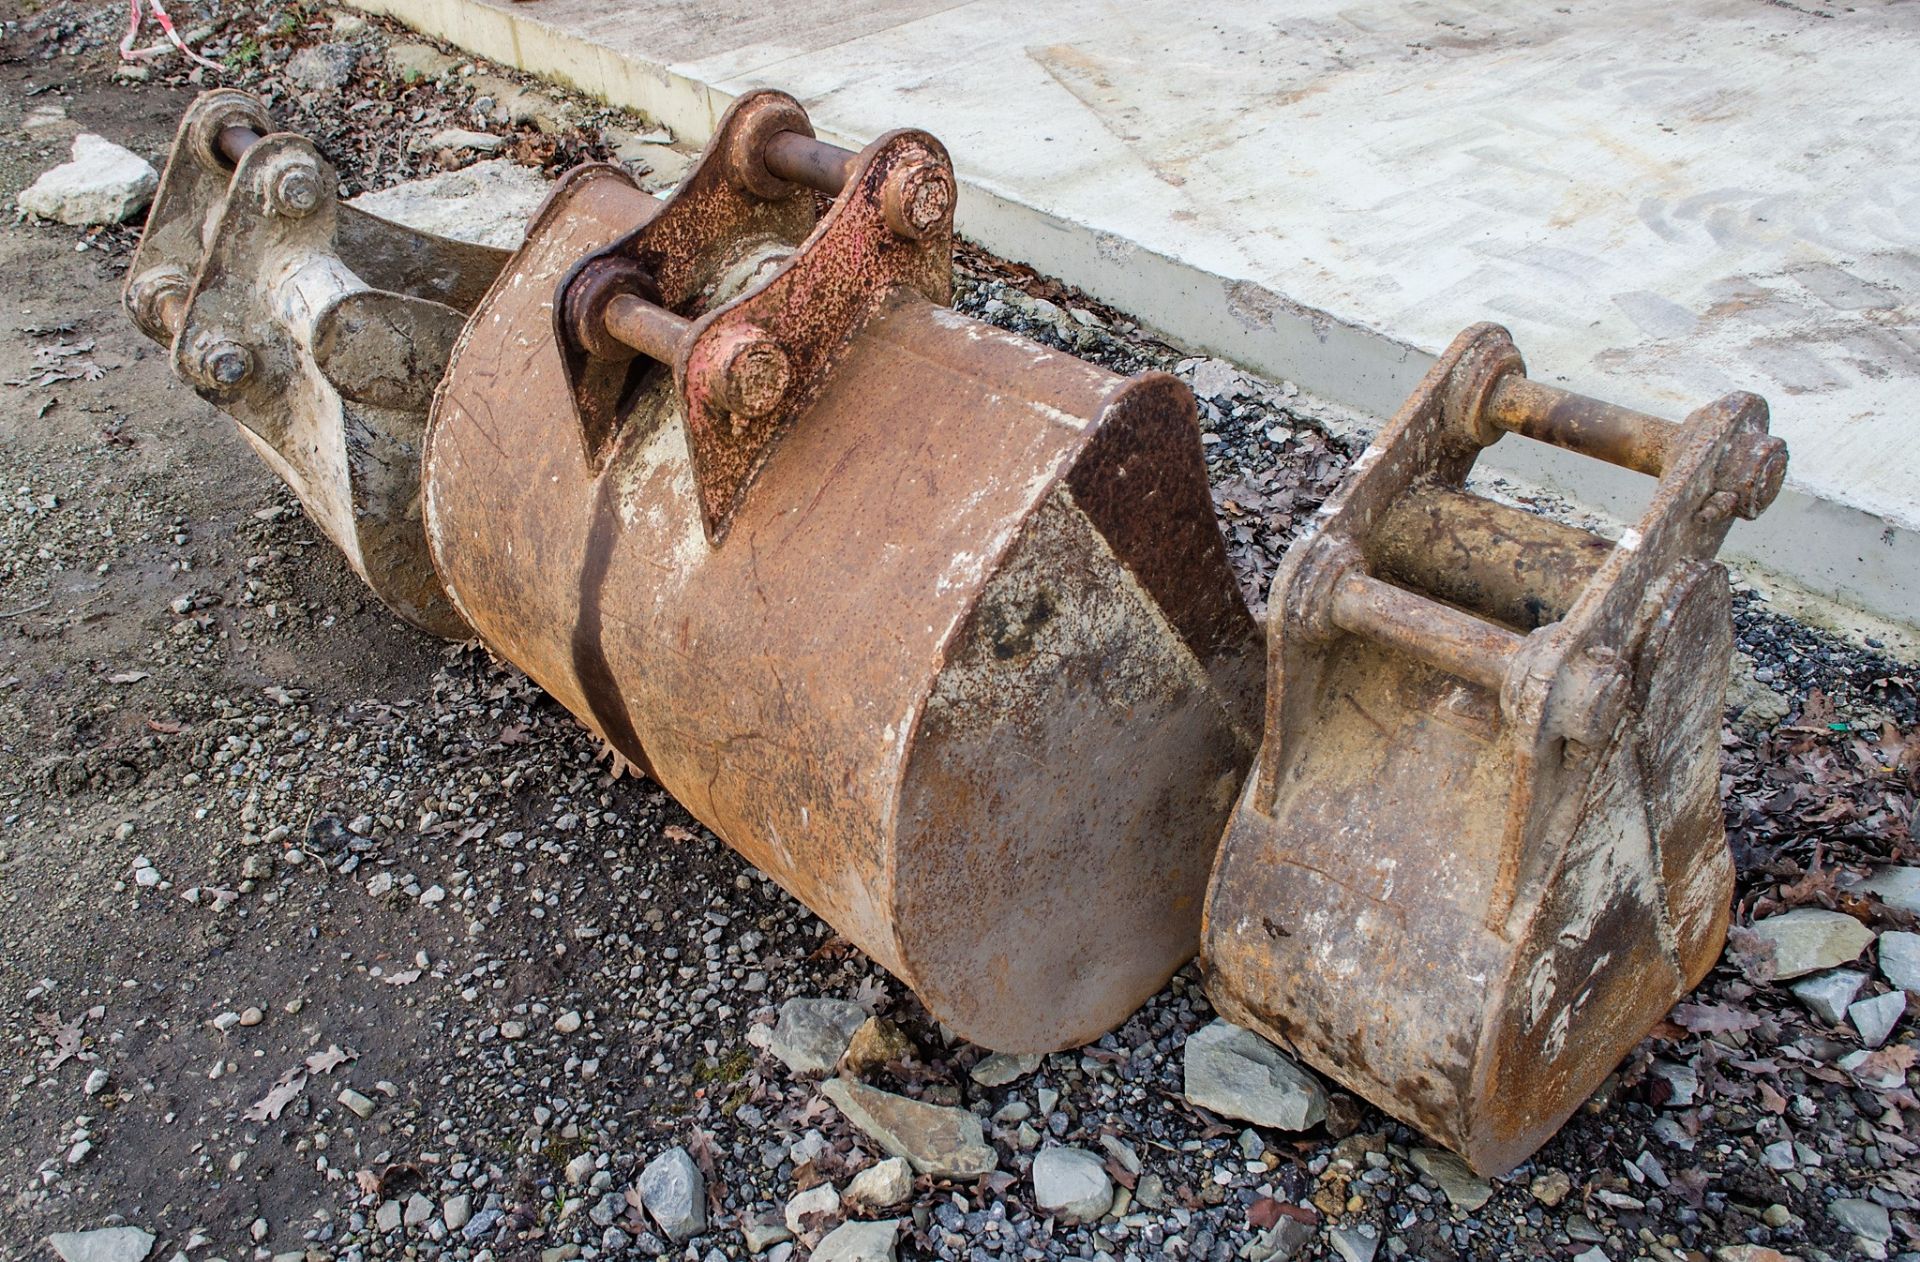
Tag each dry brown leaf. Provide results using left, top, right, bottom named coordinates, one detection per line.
left=305, top=1044, right=357, bottom=1075
left=1853, top=1043, right=1918, bottom=1081
left=1724, top=924, right=1777, bottom=984
left=243, top=1067, right=306, bottom=1122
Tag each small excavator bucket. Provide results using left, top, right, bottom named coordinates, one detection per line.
left=1202, top=324, right=1787, bottom=1174
left=421, top=92, right=1265, bottom=1051
left=123, top=90, right=509, bottom=638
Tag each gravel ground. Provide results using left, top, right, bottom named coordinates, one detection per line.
left=0, top=5, right=1915, bottom=1262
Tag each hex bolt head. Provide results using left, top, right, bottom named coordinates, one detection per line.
left=881, top=159, right=955, bottom=241
left=712, top=329, right=793, bottom=421
left=193, top=337, right=255, bottom=391
left=268, top=159, right=325, bottom=218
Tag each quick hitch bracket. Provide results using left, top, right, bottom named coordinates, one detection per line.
left=554, top=90, right=956, bottom=540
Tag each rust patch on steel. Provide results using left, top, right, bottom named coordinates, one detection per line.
left=1202, top=322, right=1786, bottom=1175
left=556, top=92, right=824, bottom=473
left=554, top=90, right=955, bottom=540
left=674, top=126, right=953, bottom=539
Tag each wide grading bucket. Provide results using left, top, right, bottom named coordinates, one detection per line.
left=421, top=91, right=1265, bottom=1052
left=1202, top=323, right=1787, bottom=1174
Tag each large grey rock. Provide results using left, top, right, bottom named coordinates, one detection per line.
left=843, top=1156, right=913, bottom=1210
left=1032, top=1146, right=1113, bottom=1223
left=348, top=161, right=550, bottom=251
left=1880, top=930, right=1920, bottom=994
left=18, top=134, right=156, bottom=226
left=1789, top=969, right=1868, bottom=1024
left=637, top=1147, right=706, bottom=1241
left=1747, top=908, right=1873, bottom=979
left=811, top=1218, right=899, bottom=1262
left=1182, top=1019, right=1327, bottom=1131
left=47, top=1228, right=156, bottom=1262
left=820, top=1079, right=998, bottom=1178
left=285, top=42, right=359, bottom=91
left=1830, top=1197, right=1893, bottom=1241
left=769, top=998, right=868, bottom=1075
left=1849, top=989, right=1905, bottom=1048
left=1857, top=865, right=1920, bottom=915
left=1409, top=1147, right=1493, bottom=1211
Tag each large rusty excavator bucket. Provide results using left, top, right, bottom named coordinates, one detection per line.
left=123, top=90, right=510, bottom=638
left=420, top=91, right=1266, bottom=1051
left=1202, top=324, right=1788, bottom=1174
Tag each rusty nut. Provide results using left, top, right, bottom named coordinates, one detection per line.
left=701, top=325, right=793, bottom=421
left=189, top=334, right=255, bottom=392
left=881, top=159, right=955, bottom=241
left=267, top=157, right=325, bottom=219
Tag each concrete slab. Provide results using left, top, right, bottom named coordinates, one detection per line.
left=347, top=0, right=1920, bottom=625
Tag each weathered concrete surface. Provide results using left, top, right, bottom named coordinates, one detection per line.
left=345, top=0, right=1920, bottom=625
left=347, top=159, right=548, bottom=249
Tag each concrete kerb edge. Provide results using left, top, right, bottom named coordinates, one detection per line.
left=342, top=0, right=1919, bottom=633
left=347, top=0, right=732, bottom=141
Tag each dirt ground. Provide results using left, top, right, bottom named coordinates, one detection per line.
left=0, top=4, right=1916, bottom=1262
left=0, top=24, right=452, bottom=1247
